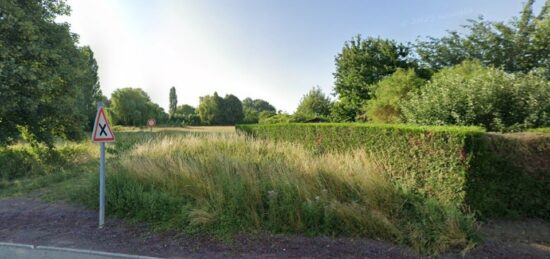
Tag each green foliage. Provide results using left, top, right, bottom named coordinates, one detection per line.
left=222, top=94, right=244, bottom=124
left=294, top=86, right=332, bottom=122
left=330, top=101, right=359, bottom=122
left=242, top=98, right=276, bottom=124
left=109, top=88, right=168, bottom=126
left=172, top=104, right=200, bottom=125
left=197, top=92, right=225, bottom=125
left=415, top=0, right=550, bottom=76
left=198, top=92, right=244, bottom=125
left=169, top=86, right=177, bottom=119
left=362, top=69, right=426, bottom=123
left=259, top=114, right=293, bottom=124
left=0, top=142, right=94, bottom=182
left=0, top=0, right=101, bottom=145
left=174, top=104, right=195, bottom=117
left=77, top=46, right=103, bottom=130
left=236, top=123, right=550, bottom=219
left=76, top=134, right=478, bottom=255
left=332, top=35, right=415, bottom=121
left=401, top=61, right=550, bottom=132
left=464, top=133, right=550, bottom=219
left=528, top=127, right=550, bottom=133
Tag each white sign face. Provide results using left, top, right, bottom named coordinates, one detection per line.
left=92, top=107, right=115, bottom=142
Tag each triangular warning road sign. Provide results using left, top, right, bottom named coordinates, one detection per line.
left=92, top=107, right=115, bottom=142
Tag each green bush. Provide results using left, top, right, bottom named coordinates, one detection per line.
left=0, top=146, right=47, bottom=181
left=401, top=61, right=550, bottom=132
left=259, top=114, right=293, bottom=124
left=528, top=127, right=550, bottom=133
left=236, top=123, right=550, bottom=220
left=362, top=68, right=426, bottom=123
left=0, top=143, right=95, bottom=181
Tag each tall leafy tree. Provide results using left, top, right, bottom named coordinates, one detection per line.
left=197, top=92, right=224, bottom=125
left=415, top=0, right=550, bottom=76
left=242, top=98, right=276, bottom=123
left=197, top=92, right=245, bottom=125
left=168, top=86, right=177, bottom=119
left=332, top=35, right=413, bottom=121
left=174, top=104, right=196, bottom=117
left=109, top=88, right=167, bottom=126
left=294, top=86, right=332, bottom=121
left=0, top=0, right=98, bottom=145
left=222, top=94, right=244, bottom=124
left=77, top=46, right=103, bottom=130
left=173, top=104, right=200, bottom=125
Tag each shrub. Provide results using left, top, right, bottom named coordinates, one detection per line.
left=236, top=123, right=550, bottom=220
left=259, top=114, right=293, bottom=124
left=362, top=68, right=426, bottom=123
left=0, top=143, right=96, bottom=181
left=401, top=61, right=550, bottom=132
left=528, top=127, right=550, bottom=133
left=0, top=146, right=46, bottom=181
left=294, top=86, right=332, bottom=121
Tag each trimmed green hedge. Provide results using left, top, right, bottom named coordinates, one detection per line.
left=237, top=123, right=550, bottom=220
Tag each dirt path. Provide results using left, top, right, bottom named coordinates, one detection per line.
left=0, top=198, right=548, bottom=258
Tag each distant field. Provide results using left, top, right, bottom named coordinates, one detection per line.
left=113, top=126, right=235, bottom=133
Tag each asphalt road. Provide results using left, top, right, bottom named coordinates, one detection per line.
left=0, top=242, right=160, bottom=259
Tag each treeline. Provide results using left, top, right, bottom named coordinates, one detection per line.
left=104, top=87, right=278, bottom=127
left=2, top=0, right=549, bottom=147
left=272, top=0, right=550, bottom=132
left=329, top=0, right=550, bottom=131
left=0, top=0, right=104, bottom=146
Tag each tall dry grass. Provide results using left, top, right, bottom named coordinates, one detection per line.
left=80, top=134, right=478, bottom=255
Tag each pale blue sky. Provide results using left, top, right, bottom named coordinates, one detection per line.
left=60, top=0, right=544, bottom=113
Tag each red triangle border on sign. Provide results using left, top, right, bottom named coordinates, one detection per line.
left=92, top=107, right=115, bottom=142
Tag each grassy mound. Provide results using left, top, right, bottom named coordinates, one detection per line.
left=78, top=134, right=478, bottom=255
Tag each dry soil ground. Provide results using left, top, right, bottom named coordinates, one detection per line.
left=0, top=198, right=549, bottom=258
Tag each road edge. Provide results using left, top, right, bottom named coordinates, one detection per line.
left=0, top=242, right=162, bottom=259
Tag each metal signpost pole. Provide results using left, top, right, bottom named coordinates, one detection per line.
left=93, top=101, right=115, bottom=229
left=97, top=102, right=106, bottom=228
left=99, top=141, right=105, bottom=228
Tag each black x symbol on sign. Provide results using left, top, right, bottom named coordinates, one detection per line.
left=99, top=123, right=107, bottom=136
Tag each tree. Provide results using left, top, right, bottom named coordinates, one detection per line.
left=0, top=0, right=99, bottom=146
left=222, top=94, right=244, bottom=124
left=169, top=86, right=177, bottom=119
left=197, top=92, right=224, bottom=125
left=174, top=104, right=195, bottom=117
left=333, top=35, right=414, bottom=121
left=197, top=92, right=245, bottom=125
left=401, top=61, right=550, bottom=132
left=294, top=87, right=332, bottom=121
left=415, top=0, right=550, bottom=77
left=109, top=88, right=167, bottom=126
left=173, top=104, right=200, bottom=125
left=242, top=98, right=276, bottom=123
left=361, top=69, right=425, bottom=123
left=77, top=46, right=103, bottom=130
